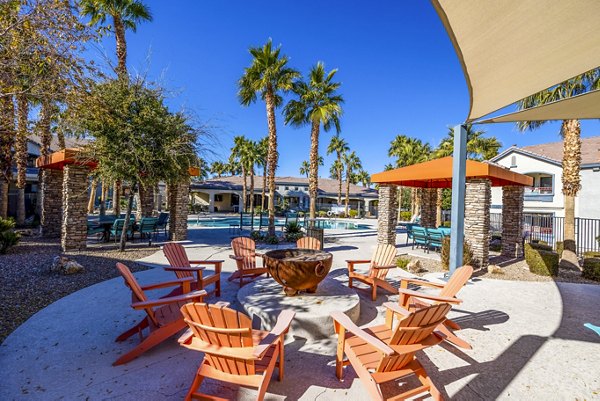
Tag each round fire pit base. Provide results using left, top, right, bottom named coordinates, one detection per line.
left=237, top=276, right=360, bottom=340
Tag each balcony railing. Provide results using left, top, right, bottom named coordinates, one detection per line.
left=524, top=186, right=553, bottom=195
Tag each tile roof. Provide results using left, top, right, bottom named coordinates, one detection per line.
left=520, top=136, right=600, bottom=165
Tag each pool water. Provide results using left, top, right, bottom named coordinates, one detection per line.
left=188, top=217, right=370, bottom=230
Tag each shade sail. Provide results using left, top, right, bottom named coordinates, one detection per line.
left=432, top=0, right=600, bottom=122
left=371, top=157, right=533, bottom=188
left=477, top=89, right=600, bottom=124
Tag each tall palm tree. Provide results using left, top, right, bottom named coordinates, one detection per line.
left=256, top=137, right=269, bottom=210
left=356, top=169, right=370, bottom=188
left=238, top=39, right=299, bottom=235
left=299, top=156, right=323, bottom=178
left=244, top=140, right=260, bottom=213
left=80, top=0, right=152, bottom=78
left=284, top=62, right=343, bottom=219
left=210, top=161, right=227, bottom=178
left=516, top=69, right=600, bottom=266
left=230, top=135, right=250, bottom=212
left=388, top=135, right=432, bottom=218
left=327, top=134, right=349, bottom=205
left=14, top=93, right=28, bottom=224
left=343, top=151, right=361, bottom=215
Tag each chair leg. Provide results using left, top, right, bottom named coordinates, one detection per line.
left=115, top=319, right=149, bottom=342
left=185, top=361, right=206, bottom=401
left=215, top=277, right=221, bottom=297
left=113, top=321, right=184, bottom=366
left=256, top=346, right=279, bottom=401
left=348, top=276, right=353, bottom=288
left=371, top=284, right=377, bottom=301
left=278, top=338, right=284, bottom=381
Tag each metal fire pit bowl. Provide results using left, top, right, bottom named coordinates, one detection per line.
left=263, top=248, right=333, bottom=296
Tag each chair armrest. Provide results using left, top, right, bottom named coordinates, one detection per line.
left=372, top=264, right=396, bottom=270
left=178, top=328, right=193, bottom=344
left=346, top=260, right=372, bottom=265
left=397, top=288, right=462, bottom=304
left=383, top=302, right=411, bottom=316
left=132, top=289, right=207, bottom=309
left=400, top=277, right=446, bottom=289
left=253, top=310, right=296, bottom=358
left=164, top=266, right=205, bottom=272
left=229, top=255, right=244, bottom=261
left=189, top=260, right=225, bottom=265
left=330, top=311, right=394, bottom=356
left=141, top=276, right=195, bottom=290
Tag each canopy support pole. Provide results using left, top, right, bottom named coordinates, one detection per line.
left=449, top=124, right=467, bottom=274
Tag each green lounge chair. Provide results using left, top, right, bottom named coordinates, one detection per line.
left=110, top=218, right=133, bottom=242
left=412, top=226, right=428, bottom=251
left=87, top=222, right=104, bottom=241
left=155, top=212, right=169, bottom=238
left=138, top=217, right=158, bottom=241
left=438, top=226, right=451, bottom=237
left=427, top=228, right=444, bottom=252
left=405, top=223, right=418, bottom=245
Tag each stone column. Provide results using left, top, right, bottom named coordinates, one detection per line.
left=377, top=184, right=398, bottom=245
left=136, top=184, right=155, bottom=220
left=502, top=185, right=524, bottom=258
left=61, top=165, right=89, bottom=251
left=420, top=187, right=438, bottom=228
left=464, top=178, right=491, bottom=268
left=40, top=169, right=64, bottom=237
left=168, top=181, right=189, bottom=241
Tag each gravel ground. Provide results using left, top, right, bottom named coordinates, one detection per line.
left=402, top=253, right=599, bottom=285
left=0, top=236, right=158, bottom=344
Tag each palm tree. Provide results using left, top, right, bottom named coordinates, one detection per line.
left=327, top=134, right=349, bottom=205
left=244, top=140, right=260, bottom=214
left=516, top=69, right=600, bottom=266
left=256, top=137, right=269, bottom=210
left=299, top=156, right=323, bottom=178
left=210, top=161, right=227, bottom=178
left=388, top=135, right=432, bottom=218
left=80, top=0, right=152, bottom=78
left=284, top=62, right=343, bottom=219
left=356, top=169, right=370, bottom=188
left=343, top=151, right=361, bottom=215
left=238, top=39, right=299, bottom=235
left=230, top=135, right=250, bottom=212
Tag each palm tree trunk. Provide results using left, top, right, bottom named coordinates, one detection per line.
left=37, top=99, right=52, bottom=217
left=120, top=183, right=135, bottom=251
left=337, top=154, right=342, bottom=204
left=241, top=166, right=247, bottom=213
left=99, top=180, right=107, bottom=217
left=261, top=164, right=267, bottom=211
left=308, top=121, right=320, bottom=219
left=396, top=186, right=402, bottom=221
left=0, top=180, right=8, bottom=219
left=15, top=94, right=28, bottom=225
left=249, top=170, right=255, bottom=213
left=87, top=178, right=97, bottom=214
left=265, top=89, right=278, bottom=236
left=113, top=15, right=128, bottom=79
left=560, top=119, right=581, bottom=267
left=345, top=167, right=350, bottom=216
left=436, top=188, right=443, bottom=227
left=0, top=94, right=14, bottom=219
left=113, top=180, right=121, bottom=216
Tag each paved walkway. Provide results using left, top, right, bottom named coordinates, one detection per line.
left=1, top=224, right=599, bottom=400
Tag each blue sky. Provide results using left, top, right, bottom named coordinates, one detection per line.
left=89, top=1, right=599, bottom=177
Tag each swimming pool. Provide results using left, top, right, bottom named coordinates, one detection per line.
left=188, top=217, right=371, bottom=230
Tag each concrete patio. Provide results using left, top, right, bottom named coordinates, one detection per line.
left=0, top=224, right=598, bottom=400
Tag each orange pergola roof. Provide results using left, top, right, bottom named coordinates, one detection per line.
left=35, top=148, right=97, bottom=170
left=371, top=156, right=533, bottom=188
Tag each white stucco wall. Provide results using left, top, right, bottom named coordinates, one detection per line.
left=577, top=168, right=600, bottom=219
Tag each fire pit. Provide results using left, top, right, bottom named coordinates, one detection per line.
left=263, top=248, right=333, bottom=296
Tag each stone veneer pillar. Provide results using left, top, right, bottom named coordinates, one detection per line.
left=377, top=184, right=398, bottom=245
left=136, top=184, right=155, bottom=220
left=502, top=185, right=524, bottom=258
left=168, top=181, right=189, bottom=241
left=420, top=187, right=438, bottom=228
left=41, top=169, right=64, bottom=237
left=61, top=165, right=89, bottom=251
left=464, top=178, right=491, bottom=268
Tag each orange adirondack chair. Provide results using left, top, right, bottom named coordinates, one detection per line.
left=398, top=265, right=474, bottom=349
left=179, top=302, right=295, bottom=401
left=228, top=237, right=269, bottom=287
left=163, top=242, right=222, bottom=297
left=296, top=236, right=321, bottom=250
left=332, top=302, right=451, bottom=401
left=347, top=243, right=398, bottom=300
left=113, top=262, right=207, bottom=366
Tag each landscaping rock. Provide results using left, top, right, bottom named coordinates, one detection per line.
left=51, top=256, right=84, bottom=275
left=487, top=264, right=504, bottom=275
left=407, top=259, right=424, bottom=273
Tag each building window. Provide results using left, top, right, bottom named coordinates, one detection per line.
left=285, top=186, right=289, bottom=190
left=214, top=194, right=223, bottom=202
left=294, top=187, right=299, bottom=191
left=510, top=155, right=517, bottom=168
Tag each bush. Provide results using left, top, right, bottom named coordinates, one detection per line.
left=250, top=230, right=264, bottom=241
left=555, top=241, right=564, bottom=259
left=0, top=217, right=20, bottom=254
left=348, top=210, right=358, bottom=218
left=318, top=211, right=327, bottom=218
left=264, top=234, right=279, bottom=244
left=442, top=221, right=451, bottom=228
left=583, top=252, right=600, bottom=281
left=524, top=243, right=558, bottom=276
left=441, top=236, right=473, bottom=270
left=285, top=232, right=304, bottom=242
left=396, top=257, right=410, bottom=271
left=597, top=235, right=600, bottom=247
left=338, top=211, right=346, bottom=218
left=400, top=211, right=412, bottom=221
left=285, top=221, right=302, bottom=234
left=528, top=242, right=553, bottom=252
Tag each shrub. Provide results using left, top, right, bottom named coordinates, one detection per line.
left=489, top=243, right=501, bottom=252
left=338, top=211, right=346, bottom=218
left=555, top=241, right=564, bottom=259
left=285, top=232, right=304, bottom=242
left=0, top=217, right=20, bottom=254
left=442, top=221, right=451, bottom=228
left=528, top=242, right=553, bottom=252
left=583, top=252, right=600, bottom=281
left=396, top=257, right=410, bottom=271
left=264, top=234, right=279, bottom=244
left=318, top=210, right=327, bottom=218
left=348, top=210, right=358, bottom=218
left=597, top=235, right=600, bottom=247
left=250, top=230, right=264, bottom=241
left=524, top=243, right=558, bottom=276
left=441, top=236, right=473, bottom=270
left=285, top=221, right=302, bottom=234
left=400, top=211, right=412, bottom=221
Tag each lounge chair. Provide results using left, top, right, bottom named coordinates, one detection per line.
left=398, top=264, right=474, bottom=349
left=110, top=218, right=133, bottom=242
left=427, top=228, right=444, bottom=252
left=163, top=242, right=222, bottom=297
left=155, top=212, right=169, bottom=238
left=113, top=262, right=206, bottom=365
left=229, top=237, right=269, bottom=287
left=296, top=236, right=322, bottom=250
left=347, top=243, right=397, bottom=300
left=412, top=226, right=429, bottom=252
left=331, top=302, right=451, bottom=400
left=87, top=221, right=104, bottom=241
left=179, top=302, right=295, bottom=401
left=405, top=223, right=417, bottom=245
left=138, top=217, right=158, bottom=241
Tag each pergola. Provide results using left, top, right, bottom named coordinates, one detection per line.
left=372, top=157, right=532, bottom=268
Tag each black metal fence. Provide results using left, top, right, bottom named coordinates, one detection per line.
left=490, top=213, right=600, bottom=256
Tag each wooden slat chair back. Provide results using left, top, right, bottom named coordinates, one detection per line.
left=163, top=242, right=222, bottom=297
left=116, top=262, right=157, bottom=325
left=164, top=243, right=193, bottom=276
left=232, top=237, right=258, bottom=270
left=296, top=236, right=321, bottom=251
left=439, top=265, right=473, bottom=299
left=368, top=243, right=397, bottom=280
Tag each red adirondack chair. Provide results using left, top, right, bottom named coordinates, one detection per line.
left=113, top=262, right=207, bottom=365
left=229, top=237, right=269, bottom=287
left=179, top=302, right=295, bottom=401
left=347, top=243, right=398, bottom=300
left=296, top=236, right=322, bottom=250
left=163, top=242, right=222, bottom=297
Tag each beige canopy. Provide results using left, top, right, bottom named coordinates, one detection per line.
left=432, top=0, right=600, bottom=122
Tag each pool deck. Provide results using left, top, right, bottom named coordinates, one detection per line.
left=1, top=222, right=599, bottom=400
